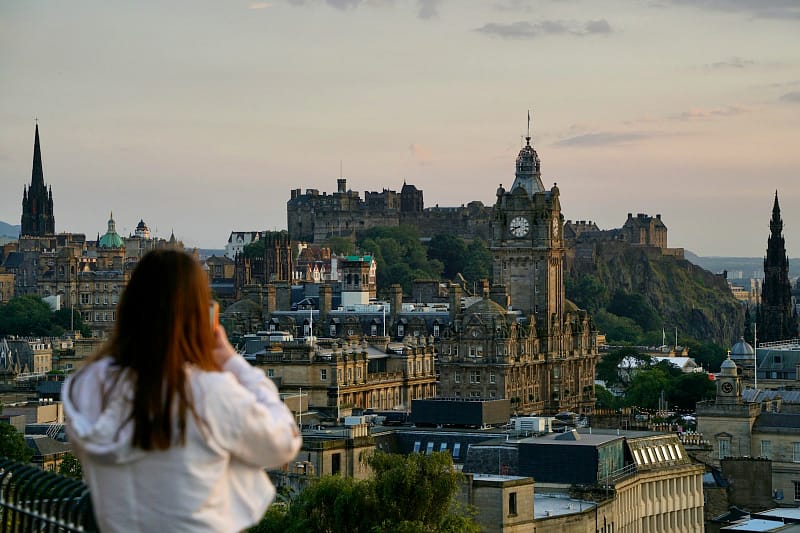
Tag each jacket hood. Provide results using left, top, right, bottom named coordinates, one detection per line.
left=64, top=357, right=146, bottom=465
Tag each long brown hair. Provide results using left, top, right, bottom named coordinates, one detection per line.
left=77, top=249, right=219, bottom=450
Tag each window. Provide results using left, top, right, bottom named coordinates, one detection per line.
left=489, top=391, right=497, bottom=398
left=413, top=441, right=421, bottom=453
left=398, top=325, right=405, bottom=337
left=470, top=370, right=481, bottom=384
left=490, top=372, right=496, bottom=384
left=426, top=442, right=434, bottom=455
left=452, top=345, right=458, bottom=356
left=267, top=369, right=275, bottom=377
left=330, top=325, right=337, bottom=336
left=719, top=438, right=730, bottom=459
left=761, top=440, right=772, bottom=459
left=508, top=492, right=517, bottom=517
left=794, top=481, right=800, bottom=501
left=371, top=324, right=377, bottom=336
left=439, top=442, right=448, bottom=451
left=793, top=442, right=800, bottom=463
left=320, top=369, right=327, bottom=380
left=357, top=367, right=362, bottom=380
left=433, top=324, right=440, bottom=337
left=453, top=443, right=461, bottom=458
left=80, top=293, right=90, bottom=304
left=454, top=372, right=461, bottom=384
left=469, top=346, right=478, bottom=357
left=469, top=391, right=481, bottom=398
left=347, top=369, right=352, bottom=382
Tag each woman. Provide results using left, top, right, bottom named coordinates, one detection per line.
left=65, top=249, right=301, bottom=532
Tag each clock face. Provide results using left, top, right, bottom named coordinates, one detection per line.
left=509, top=216, right=530, bottom=237
left=721, top=382, right=734, bottom=394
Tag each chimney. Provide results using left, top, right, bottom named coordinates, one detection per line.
left=264, top=284, right=276, bottom=316
left=449, top=283, right=462, bottom=323
left=390, top=284, right=403, bottom=324
left=479, top=279, right=490, bottom=298
left=319, top=284, right=332, bottom=324
left=490, top=284, right=509, bottom=309
left=337, top=178, right=346, bottom=193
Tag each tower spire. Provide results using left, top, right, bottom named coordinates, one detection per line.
left=31, top=122, right=44, bottom=190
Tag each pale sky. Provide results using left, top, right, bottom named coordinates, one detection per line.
left=1, top=0, right=799, bottom=256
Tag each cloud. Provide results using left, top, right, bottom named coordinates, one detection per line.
left=672, top=105, right=749, bottom=120
left=286, top=0, right=393, bottom=9
left=663, top=0, right=800, bottom=19
left=475, top=18, right=613, bottom=39
left=248, top=2, right=272, bottom=8
left=417, top=0, right=442, bottom=19
left=555, top=132, right=650, bottom=147
left=704, top=57, right=757, bottom=70
left=409, top=143, right=433, bottom=164
left=779, top=91, right=800, bottom=103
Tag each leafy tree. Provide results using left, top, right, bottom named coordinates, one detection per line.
left=326, top=237, right=356, bottom=256
left=624, top=368, right=671, bottom=410
left=594, top=385, right=620, bottom=409
left=682, top=340, right=727, bottom=373
left=243, top=239, right=265, bottom=259
left=254, top=451, right=478, bottom=533
left=359, top=226, right=443, bottom=294
left=668, top=373, right=716, bottom=411
left=596, top=347, right=645, bottom=387
left=593, top=310, right=643, bottom=344
left=461, top=239, right=493, bottom=285
left=0, top=295, right=64, bottom=337
left=57, top=452, right=84, bottom=479
left=565, top=274, right=609, bottom=313
left=53, top=307, right=91, bottom=337
left=427, top=234, right=467, bottom=280
left=607, top=291, right=662, bottom=333
left=0, top=423, right=33, bottom=463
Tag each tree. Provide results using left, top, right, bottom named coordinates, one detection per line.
left=243, top=239, right=265, bottom=259
left=624, top=368, right=671, bottom=410
left=593, top=310, right=644, bottom=344
left=359, top=226, right=443, bottom=294
left=596, top=347, right=647, bottom=387
left=668, top=373, right=716, bottom=411
left=607, top=291, right=662, bottom=333
left=326, top=237, right=356, bottom=256
left=58, top=452, right=83, bottom=479
left=427, top=234, right=467, bottom=280
left=0, top=295, right=64, bottom=337
left=461, top=239, right=493, bottom=285
left=0, top=423, right=33, bottom=463
left=52, top=307, right=91, bottom=337
left=594, top=385, right=619, bottom=410
left=253, top=451, right=478, bottom=533
left=565, top=274, right=609, bottom=313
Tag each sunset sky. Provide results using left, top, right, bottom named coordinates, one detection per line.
left=1, top=0, right=799, bottom=256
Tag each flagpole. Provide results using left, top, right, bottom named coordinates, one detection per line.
left=754, top=321, right=758, bottom=389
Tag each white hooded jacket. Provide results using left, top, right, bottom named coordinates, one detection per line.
left=64, top=354, right=301, bottom=533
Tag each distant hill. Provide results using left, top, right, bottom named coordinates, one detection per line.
left=685, top=251, right=800, bottom=280
left=0, top=221, right=20, bottom=238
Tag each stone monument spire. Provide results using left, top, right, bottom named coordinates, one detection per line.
left=758, top=191, right=799, bottom=342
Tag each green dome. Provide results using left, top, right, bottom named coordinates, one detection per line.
left=99, top=212, right=125, bottom=249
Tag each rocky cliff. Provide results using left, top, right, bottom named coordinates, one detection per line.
left=566, top=240, right=743, bottom=346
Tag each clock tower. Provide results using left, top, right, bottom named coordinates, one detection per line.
left=716, top=354, right=742, bottom=405
left=490, top=132, right=564, bottom=330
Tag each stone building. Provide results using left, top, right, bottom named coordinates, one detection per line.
left=757, top=192, right=799, bottom=343
left=286, top=178, right=493, bottom=243
left=252, top=336, right=436, bottom=413
left=620, top=213, right=668, bottom=248
left=697, top=355, right=800, bottom=506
